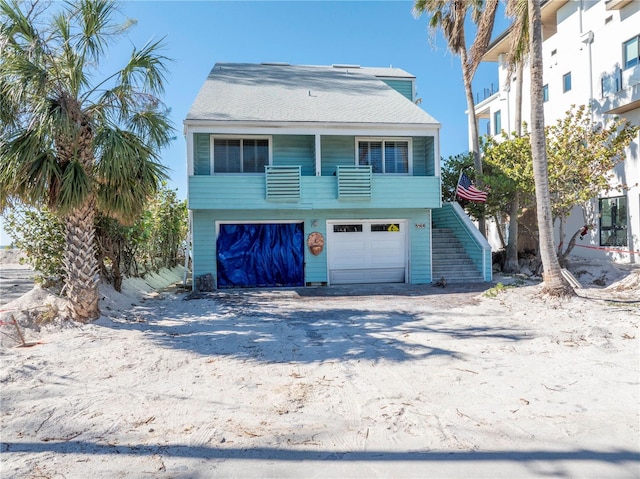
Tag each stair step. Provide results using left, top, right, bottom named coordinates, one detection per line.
left=431, top=227, right=483, bottom=282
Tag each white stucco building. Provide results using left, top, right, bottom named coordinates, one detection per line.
left=472, top=0, right=639, bottom=264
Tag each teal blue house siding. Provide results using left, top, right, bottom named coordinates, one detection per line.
left=411, top=136, right=435, bottom=176
left=190, top=208, right=432, bottom=286
left=193, top=133, right=210, bottom=175
left=193, top=133, right=435, bottom=178
left=191, top=210, right=216, bottom=279
left=272, top=135, right=315, bottom=176
left=382, top=79, right=413, bottom=101
left=188, top=175, right=441, bottom=210
left=409, top=210, right=431, bottom=283
left=321, top=136, right=355, bottom=176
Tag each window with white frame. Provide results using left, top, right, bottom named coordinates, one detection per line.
left=213, top=137, right=269, bottom=173
left=624, top=34, right=640, bottom=69
left=357, top=139, right=409, bottom=174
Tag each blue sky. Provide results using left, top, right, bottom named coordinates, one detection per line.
left=1, top=1, right=512, bottom=245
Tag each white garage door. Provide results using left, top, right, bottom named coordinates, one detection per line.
left=327, top=220, right=407, bottom=284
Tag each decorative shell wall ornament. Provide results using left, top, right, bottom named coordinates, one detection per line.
left=307, top=232, right=324, bottom=256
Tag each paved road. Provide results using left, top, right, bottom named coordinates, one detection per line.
left=0, top=265, right=35, bottom=308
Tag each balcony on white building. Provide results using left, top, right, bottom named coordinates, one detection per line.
left=601, top=63, right=640, bottom=114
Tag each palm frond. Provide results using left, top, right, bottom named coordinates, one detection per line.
left=505, top=0, right=529, bottom=82
left=73, top=0, right=119, bottom=61
left=127, top=107, right=174, bottom=151
left=0, top=127, right=60, bottom=210
left=57, top=158, right=92, bottom=214
left=94, top=126, right=168, bottom=223
left=118, top=38, right=170, bottom=96
left=468, top=0, right=499, bottom=73
left=0, top=0, right=38, bottom=46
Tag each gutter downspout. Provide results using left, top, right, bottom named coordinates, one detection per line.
left=582, top=30, right=595, bottom=119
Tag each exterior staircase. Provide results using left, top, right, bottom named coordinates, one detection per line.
left=432, top=228, right=485, bottom=283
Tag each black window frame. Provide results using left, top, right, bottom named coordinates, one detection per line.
left=599, top=196, right=628, bottom=247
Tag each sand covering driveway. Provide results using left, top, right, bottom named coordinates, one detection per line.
left=0, top=263, right=638, bottom=478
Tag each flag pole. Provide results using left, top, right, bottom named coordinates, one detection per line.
left=456, top=169, right=464, bottom=202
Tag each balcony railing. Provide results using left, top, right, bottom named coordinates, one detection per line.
left=622, top=64, right=640, bottom=90
left=188, top=174, right=441, bottom=211
left=601, top=68, right=622, bottom=96
left=602, top=64, right=640, bottom=97
left=265, top=166, right=301, bottom=201
left=336, top=165, right=372, bottom=199
left=475, top=84, right=498, bottom=104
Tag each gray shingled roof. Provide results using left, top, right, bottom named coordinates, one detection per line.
left=186, top=63, right=440, bottom=126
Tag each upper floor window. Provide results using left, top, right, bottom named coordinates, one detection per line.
left=493, top=110, right=502, bottom=135
left=624, top=35, right=640, bottom=69
left=357, top=139, right=409, bottom=174
left=213, top=137, right=269, bottom=173
left=543, top=84, right=549, bottom=102
left=563, top=72, right=572, bottom=92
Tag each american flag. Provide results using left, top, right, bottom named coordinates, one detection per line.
left=456, top=172, right=488, bottom=202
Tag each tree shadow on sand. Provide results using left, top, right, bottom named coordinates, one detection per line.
left=3, top=440, right=639, bottom=477
left=98, top=284, right=529, bottom=365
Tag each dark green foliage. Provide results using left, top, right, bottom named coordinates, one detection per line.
left=441, top=152, right=486, bottom=221
left=3, top=185, right=188, bottom=292
left=2, top=205, right=65, bottom=286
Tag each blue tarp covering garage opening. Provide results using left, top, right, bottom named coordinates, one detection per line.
left=216, top=223, right=304, bottom=288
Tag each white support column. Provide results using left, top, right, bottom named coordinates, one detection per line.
left=315, top=134, right=322, bottom=176
left=185, top=126, right=194, bottom=176
left=434, top=130, right=441, bottom=177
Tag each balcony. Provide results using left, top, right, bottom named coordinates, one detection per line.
left=605, top=0, right=633, bottom=10
left=601, top=68, right=622, bottom=96
left=188, top=173, right=441, bottom=211
left=475, top=84, right=499, bottom=104
left=601, top=64, right=640, bottom=114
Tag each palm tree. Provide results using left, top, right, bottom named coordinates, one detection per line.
left=501, top=0, right=529, bottom=273
left=413, top=0, right=499, bottom=238
left=0, top=0, right=174, bottom=320
left=526, top=0, right=574, bottom=296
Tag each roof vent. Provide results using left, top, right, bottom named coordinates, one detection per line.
left=332, top=64, right=361, bottom=69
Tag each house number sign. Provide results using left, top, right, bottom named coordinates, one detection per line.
left=415, top=223, right=426, bottom=229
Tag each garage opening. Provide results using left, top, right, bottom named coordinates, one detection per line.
left=216, top=223, right=304, bottom=288
left=327, top=220, right=407, bottom=284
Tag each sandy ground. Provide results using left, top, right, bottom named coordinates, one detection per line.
left=0, top=249, right=34, bottom=308
left=0, top=253, right=638, bottom=478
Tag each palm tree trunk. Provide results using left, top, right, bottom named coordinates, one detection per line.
left=462, top=52, right=486, bottom=238
left=504, top=191, right=520, bottom=273
left=504, top=61, right=525, bottom=273
left=528, top=0, right=574, bottom=297
left=64, top=200, right=100, bottom=321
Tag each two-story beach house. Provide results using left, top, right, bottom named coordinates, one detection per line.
left=473, top=0, right=640, bottom=263
left=184, top=62, right=492, bottom=290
